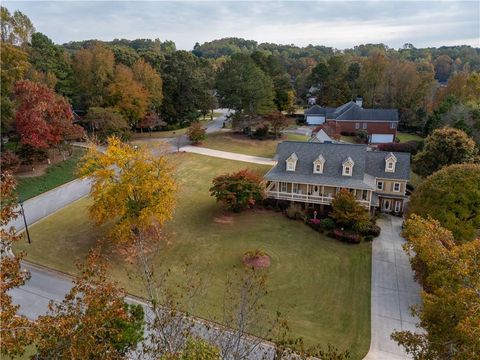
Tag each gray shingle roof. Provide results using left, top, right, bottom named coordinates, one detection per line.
left=305, top=101, right=399, bottom=122
left=365, top=151, right=410, bottom=180
left=264, top=141, right=410, bottom=187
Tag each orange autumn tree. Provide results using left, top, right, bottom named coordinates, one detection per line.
left=0, top=171, right=34, bottom=357
left=35, top=250, right=144, bottom=359
left=392, top=215, right=480, bottom=359
left=78, top=136, right=177, bottom=246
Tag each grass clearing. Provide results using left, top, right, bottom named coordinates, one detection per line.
left=397, top=132, right=423, bottom=142
left=15, top=153, right=371, bottom=359
left=199, top=132, right=309, bottom=158
left=16, top=149, right=85, bottom=201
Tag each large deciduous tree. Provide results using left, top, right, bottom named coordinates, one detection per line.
left=14, top=80, right=84, bottom=150
left=216, top=54, right=275, bottom=116
left=108, top=64, right=149, bottom=127
left=0, top=171, right=33, bottom=358
left=413, top=127, right=477, bottom=176
left=209, top=169, right=265, bottom=212
left=392, top=215, right=480, bottom=359
left=0, top=43, right=29, bottom=133
left=132, top=58, right=163, bottom=111
left=84, top=107, right=130, bottom=141
left=72, top=42, right=115, bottom=108
left=330, top=189, right=371, bottom=232
left=35, top=250, right=144, bottom=359
left=408, top=163, right=480, bottom=243
left=0, top=6, right=35, bottom=47
left=78, top=137, right=177, bottom=245
left=264, top=111, right=289, bottom=139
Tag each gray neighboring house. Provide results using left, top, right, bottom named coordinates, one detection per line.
left=264, top=141, right=410, bottom=214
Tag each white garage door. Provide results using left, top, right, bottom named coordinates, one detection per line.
left=306, top=115, right=325, bottom=125
left=370, top=134, right=394, bottom=144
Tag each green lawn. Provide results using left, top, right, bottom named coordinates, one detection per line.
left=199, top=132, right=309, bottom=158
left=15, top=153, right=371, bottom=359
left=396, top=132, right=423, bottom=142
left=16, top=149, right=85, bottom=201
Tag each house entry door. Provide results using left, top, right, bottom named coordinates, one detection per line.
left=382, top=199, right=391, bottom=211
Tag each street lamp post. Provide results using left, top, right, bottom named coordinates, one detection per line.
left=19, top=200, right=31, bottom=244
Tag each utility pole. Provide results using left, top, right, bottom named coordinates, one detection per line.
left=19, top=200, right=31, bottom=244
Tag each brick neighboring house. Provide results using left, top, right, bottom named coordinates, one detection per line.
left=264, top=141, right=410, bottom=214
left=304, top=98, right=399, bottom=144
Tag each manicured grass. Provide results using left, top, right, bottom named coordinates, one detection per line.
left=199, top=132, right=309, bottom=158
left=396, top=132, right=423, bottom=142
left=16, top=149, right=85, bottom=201
left=15, top=153, right=371, bottom=359
left=340, top=135, right=356, bottom=144
left=132, top=128, right=188, bottom=139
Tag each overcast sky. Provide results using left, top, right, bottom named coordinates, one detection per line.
left=4, top=1, right=480, bottom=50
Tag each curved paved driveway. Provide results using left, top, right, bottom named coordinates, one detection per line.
left=179, top=145, right=276, bottom=166
left=363, top=215, right=422, bottom=360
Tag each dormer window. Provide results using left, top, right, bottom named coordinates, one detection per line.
left=385, top=152, right=397, bottom=173
left=342, top=156, right=354, bottom=177
left=313, top=154, right=325, bottom=174
left=286, top=153, right=298, bottom=172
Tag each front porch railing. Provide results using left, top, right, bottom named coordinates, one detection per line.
left=266, top=190, right=370, bottom=207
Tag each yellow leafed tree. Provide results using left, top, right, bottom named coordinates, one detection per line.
left=78, top=137, right=177, bottom=245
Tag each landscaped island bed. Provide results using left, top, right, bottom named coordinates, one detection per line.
left=15, top=153, right=371, bottom=359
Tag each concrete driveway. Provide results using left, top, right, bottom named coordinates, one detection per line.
left=363, top=215, right=422, bottom=360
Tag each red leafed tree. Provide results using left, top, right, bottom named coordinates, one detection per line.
left=14, top=80, right=84, bottom=149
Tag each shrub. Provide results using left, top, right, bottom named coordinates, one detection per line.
left=320, top=217, right=335, bottom=231
left=378, top=141, right=422, bottom=155
left=18, top=144, right=48, bottom=165
left=355, top=129, right=369, bottom=143
left=187, top=122, right=206, bottom=144
left=209, top=169, right=265, bottom=212
left=331, top=228, right=360, bottom=243
left=364, top=234, right=374, bottom=242
left=331, top=189, right=371, bottom=231
left=307, top=218, right=322, bottom=232
left=0, top=150, right=20, bottom=172
left=285, top=203, right=302, bottom=220
left=253, top=123, right=269, bottom=139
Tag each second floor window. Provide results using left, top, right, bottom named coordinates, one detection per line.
left=377, top=181, right=384, bottom=190
left=362, top=123, right=367, bottom=129
left=355, top=122, right=360, bottom=129
left=393, top=182, right=401, bottom=192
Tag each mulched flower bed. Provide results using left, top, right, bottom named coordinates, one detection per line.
left=242, top=251, right=271, bottom=268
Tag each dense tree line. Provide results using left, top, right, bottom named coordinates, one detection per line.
left=2, top=5, right=480, bottom=168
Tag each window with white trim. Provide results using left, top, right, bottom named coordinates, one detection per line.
left=355, top=122, right=360, bottom=129
left=280, top=182, right=287, bottom=192
left=394, top=201, right=401, bottom=212
left=362, top=123, right=367, bottom=129
left=393, top=182, right=401, bottom=192
left=293, top=183, right=299, bottom=193
left=377, top=181, right=384, bottom=190
left=344, top=166, right=351, bottom=175
left=390, top=122, right=397, bottom=129
left=287, top=161, right=295, bottom=171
